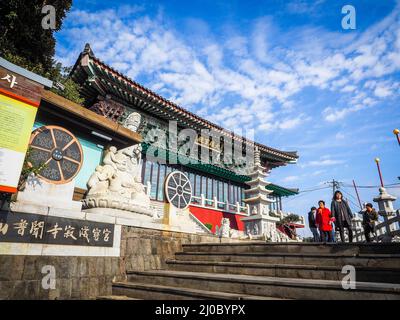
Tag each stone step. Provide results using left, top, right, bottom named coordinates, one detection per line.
left=112, top=281, right=282, bottom=300
left=126, top=270, right=400, bottom=300
left=182, top=242, right=400, bottom=255
left=166, top=259, right=400, bottom=283
left=175, top=252, right=400, bottom=268
left=96, top=295, right=140, bottom=300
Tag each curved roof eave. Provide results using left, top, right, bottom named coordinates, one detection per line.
left=70, top=44, right=299, bottom=165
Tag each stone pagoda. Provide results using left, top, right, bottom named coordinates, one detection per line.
left=241, top=147, right=284, bottom=241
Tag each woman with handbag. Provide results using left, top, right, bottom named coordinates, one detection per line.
left=331, top=191, right=354, bottom=242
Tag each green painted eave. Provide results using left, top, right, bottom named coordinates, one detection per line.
left=141, top=142, right=250, bottom=184
left=141, top=143, right=300, bottom=192
left=266, top=183, right=299, bottom=197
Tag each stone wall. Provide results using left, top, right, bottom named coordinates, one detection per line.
left=0, top=255, right=124, bottom=300
left=0, top=225, right=241, bottom=300
left=121, top=226, right=241, bottom=272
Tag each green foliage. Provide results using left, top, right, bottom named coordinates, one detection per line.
left=204, top=223, right=213, bottom=230
left=0, top=147, right=47, bottom=208
left=49, top=64, right=84, bottom=105
left=18, top=147, right=48, bottom=191
left=0, top=0, right=72, bottom=72
left=277, top=214, right=301, bottom=226
left=1, top=52, right=46, bottom=75
left=0, top=1, right=84, bottom=104
left=3, top=49, right=84, bottom=105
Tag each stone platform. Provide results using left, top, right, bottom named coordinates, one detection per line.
left=0, top=225, right=238, bottom=299
left=112, top=242, right=400, bottom=300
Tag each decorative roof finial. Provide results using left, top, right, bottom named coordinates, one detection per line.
left=83, top=43, right=94, bottom=56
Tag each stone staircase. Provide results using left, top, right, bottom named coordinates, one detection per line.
left=150, top=200, right=212, bottom=234
left=111, top=242, right=400, bottom=300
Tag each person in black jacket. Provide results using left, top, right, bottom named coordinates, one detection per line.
left=362, top=203, right=379, bottom=242
left=331, top=190, right=354, bottom=242
left=308, top=206, right=320, bottom=242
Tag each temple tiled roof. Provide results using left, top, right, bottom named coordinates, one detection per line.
left=70, top=44, right=299, bottom=167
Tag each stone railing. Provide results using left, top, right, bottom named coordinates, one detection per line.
left=145, top=183, right=306, bottom=232
left=190, top=195, right=249, bottom=216
left=352, top=210, right=400, bottom=242
left=270, top=209, right=306, bottom=227
left=188, top=212, right=214, bottom=234
left=346, top=187, right=400, bottom=243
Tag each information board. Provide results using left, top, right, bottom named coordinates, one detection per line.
left=0, top=92, right=38, bottom=193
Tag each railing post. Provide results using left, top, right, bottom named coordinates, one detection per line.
left=146, top=181, right=151, bottom=196
left=236, top=202, right=240, bottom=214
left=201, top=194, right=205, bottom=207
left=213, top=196, right=218, bottom=209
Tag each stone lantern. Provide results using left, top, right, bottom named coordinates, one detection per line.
left=373, top=187, right=397, bottom=216
left=373, top=187, right=397, bottom=241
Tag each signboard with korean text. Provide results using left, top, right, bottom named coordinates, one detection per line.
left=0, top=210, right=114, bottom=247
left=0, top=63, right=47, bottom=193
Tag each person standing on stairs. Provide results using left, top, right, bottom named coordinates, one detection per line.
left=362, top=203, right=379, bottom=242
left=316, top=200, right=334, bottom=242
left=308, top=206, right=320, bottom=242
left=331, top=190, right=354, bottom=243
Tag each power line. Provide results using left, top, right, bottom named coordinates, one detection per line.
left=341, top=186, right=361, bottom=204
left=298, top=186, right=331, bottom=193
left=325, top=179, right=341, bottom=198
left=341, top=193, right=362, bottom=212
left=341, top=182, right=400, bottom=189
left=285, top=186, right=331, bottom=203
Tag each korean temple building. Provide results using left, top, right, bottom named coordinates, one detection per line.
left=43, top=44, right=301, bottom=235
left=0, top=43, right=305, bottom=244
left=3, top=43, right=400, bottom=301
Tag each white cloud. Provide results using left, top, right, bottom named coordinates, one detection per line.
left=282, top=175, right=300, bottom=182
left=56, top=2, right=400, bottom=133
left=374, top=85, right=393, bottom=98
left=311, top=170, right=326, bottom=176
left=301, top=158, right=346, bottom=168
left=285, top=0, right=326, bottom=17
left=335, top=132, right=345, bottom=140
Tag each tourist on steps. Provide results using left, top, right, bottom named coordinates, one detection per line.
left=362, top=203, right=379, bottom=242
left=316, top=200, right=334, bottom=242
left=331, top=191, right=354, bottom=243
left=308, top=206, right=320, bottom=242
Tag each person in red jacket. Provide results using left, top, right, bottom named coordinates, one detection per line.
left=316, top=200, right=334, bottom=242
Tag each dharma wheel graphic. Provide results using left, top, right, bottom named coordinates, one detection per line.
left=28, top=125, right=83, bottom=184
left=165, top=171, right=192, bottom=210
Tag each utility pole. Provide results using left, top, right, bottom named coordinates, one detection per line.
left=374, top=158, right=384, bottom=188
left=393, top=129, right=400, bottom=146
left=352, top=180, right=363, bottom=210
left=326, top=179, right=341, bottom=198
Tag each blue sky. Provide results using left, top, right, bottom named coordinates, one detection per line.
left=55, top=0, right=400, bottom=235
